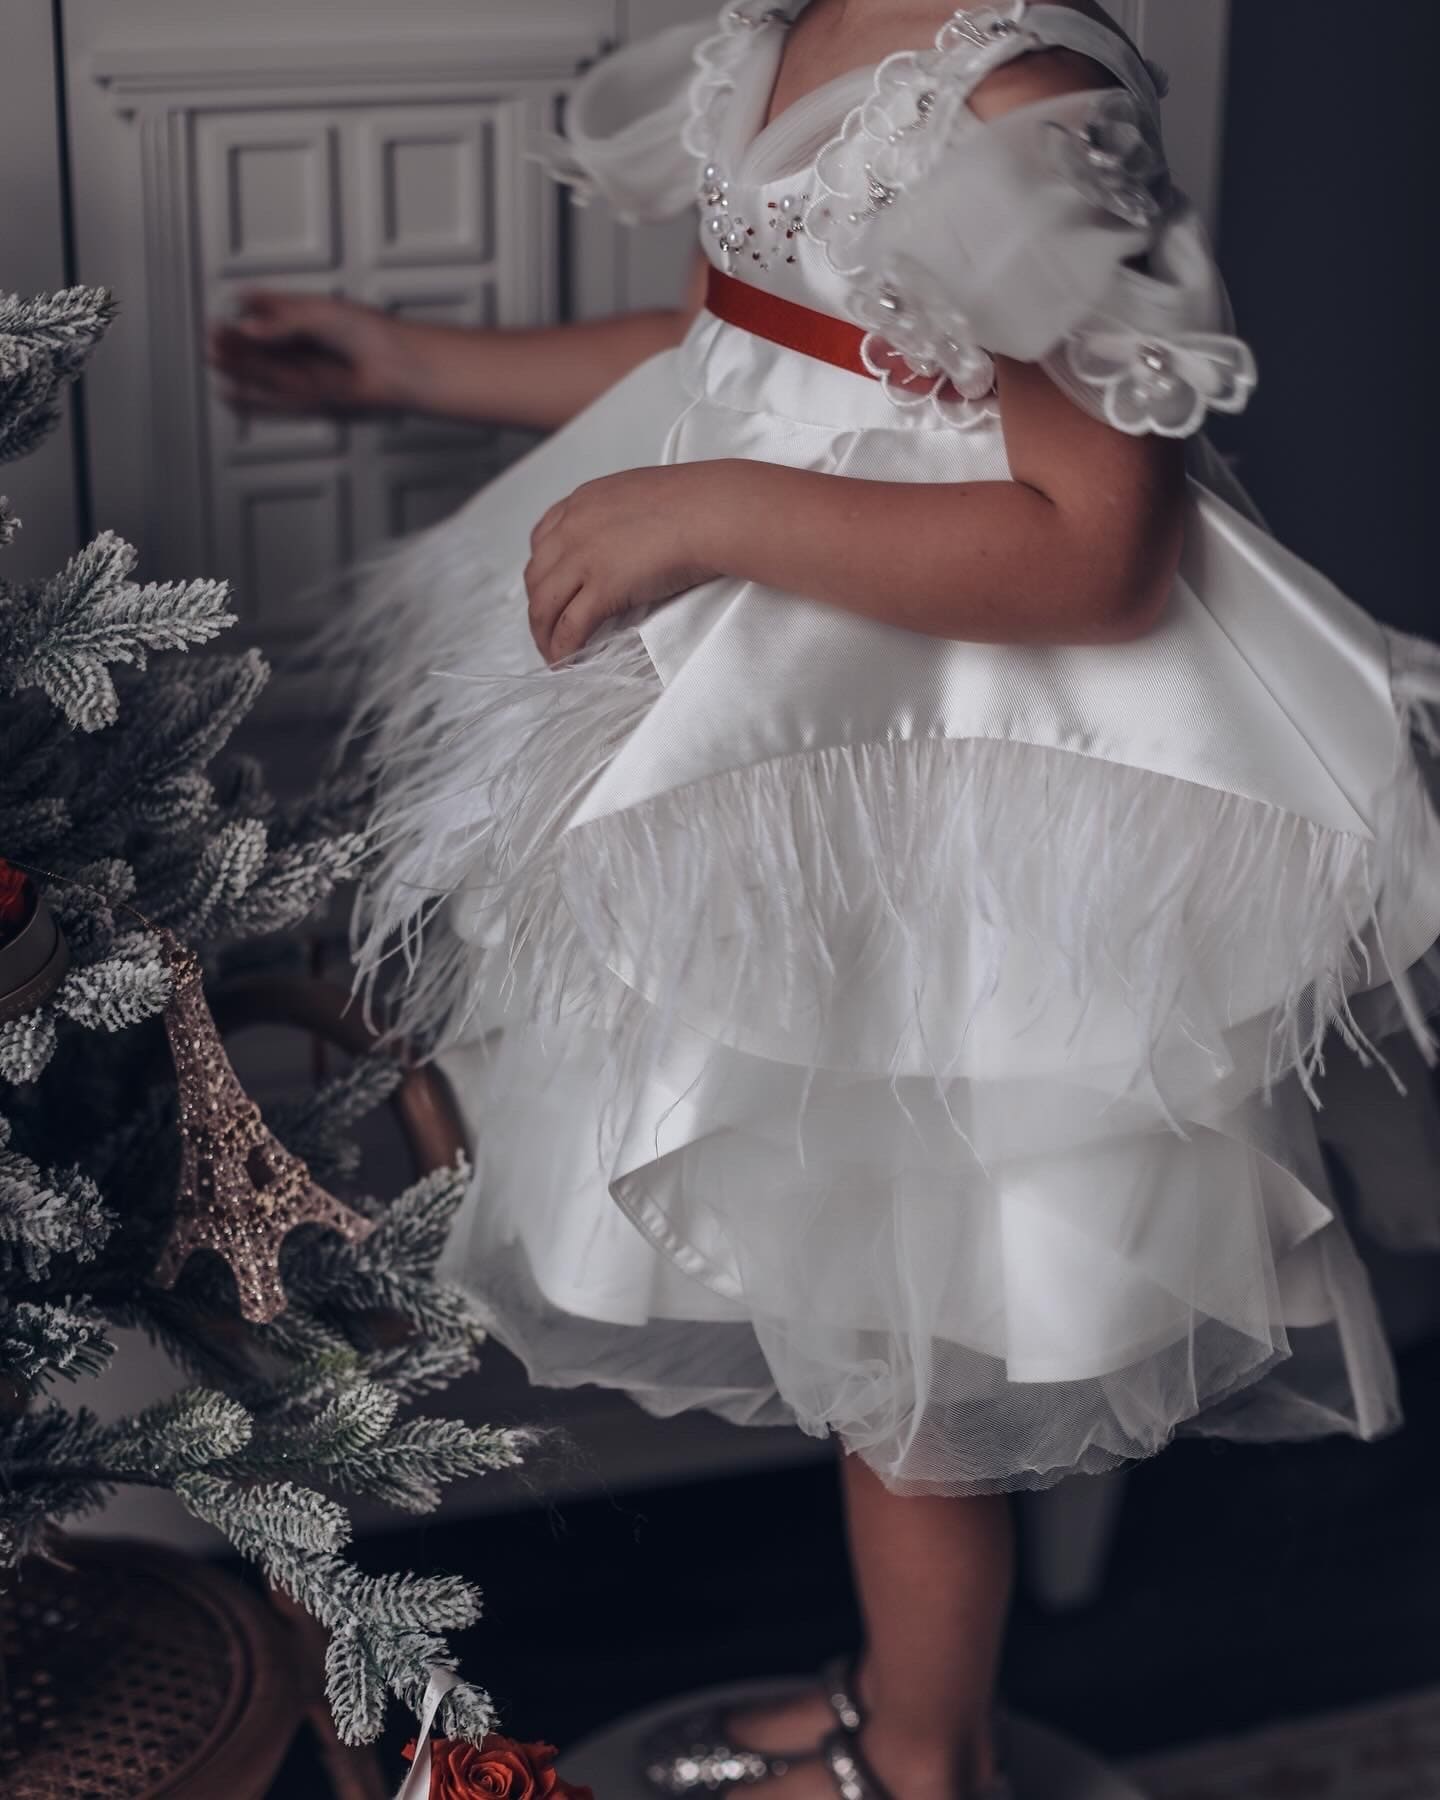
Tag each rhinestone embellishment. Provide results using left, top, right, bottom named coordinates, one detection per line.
left=727, top=3, right=792, bottom=27
left=887, top=86, right=940, bottom=146
left=642, top=1716, right=795, bottom=1796
left=827, top=1684, right=863, bottom=1733
left=941, top=11, right=1023, bottom=53
left=847, top=168, right=898, bottom=225
left=824, top=1745, right=871, bottom=1800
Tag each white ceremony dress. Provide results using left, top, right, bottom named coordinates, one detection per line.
left=350, top=0, right=1440, bottom=1495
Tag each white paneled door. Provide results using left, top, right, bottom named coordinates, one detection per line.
left=63, top=2, right=595, bottom=679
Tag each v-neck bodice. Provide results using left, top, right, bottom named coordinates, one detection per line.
left=725, top=24, right=876, bottom=188
left=715, top=2, right=1161, bottom=181
left=686, top=1, right=1167, bottom=316
left=542, top=2, right=1245, bottom=445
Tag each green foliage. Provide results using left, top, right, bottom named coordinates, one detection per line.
left=0, top=1128, right=112, bottom=1279
left=0, top=1300, right=113, bottom=1388
left=2, top=531, right=234, bottom=731
left=0, top=288, right=116, bottom=465
left=0, top=288, right=521, bottom=1746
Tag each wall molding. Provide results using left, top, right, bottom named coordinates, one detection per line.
left=1129, top=0, right=1232, bottom=230
left=82, top=31, right=569, bottom=626
left=1, top=0, right=83, bottom=583
left=91, top=25, right=606, bottom=104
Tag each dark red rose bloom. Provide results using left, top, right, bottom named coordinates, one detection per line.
left=403, top=1733, right=595, bottom=1800
left=0, top=861, right=31, bottom=930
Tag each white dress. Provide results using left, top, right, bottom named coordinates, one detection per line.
left=350, top=0, right=1440, bottom=1495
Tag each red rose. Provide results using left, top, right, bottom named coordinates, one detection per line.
left=0, top=861, right=31, bottom=932
left=403, top=1734, right=595, bottom=1800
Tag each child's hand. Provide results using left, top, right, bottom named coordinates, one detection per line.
left=209, top=292, right=417, bottom=418
left=525, top=466, right=724, bottom=665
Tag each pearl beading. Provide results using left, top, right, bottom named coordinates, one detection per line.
left=689, top=3, right=817, bottom=279
left=702, top=169, right=811, bottom=272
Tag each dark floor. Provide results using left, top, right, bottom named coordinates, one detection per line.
left=266, top=1330, right=1440, bottom=1796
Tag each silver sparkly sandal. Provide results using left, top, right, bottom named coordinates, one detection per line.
left=641, top=1656, right=866, bottom=1795
left=822, top=1726, right=1015, bottom=1800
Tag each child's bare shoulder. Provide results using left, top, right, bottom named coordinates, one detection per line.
left=968, top=1, right=1125, bottom=122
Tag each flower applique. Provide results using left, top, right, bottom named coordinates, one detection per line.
left=683, top=2, right=794, bottom=175
left=852, top=258, right=999, bottom=428
left=809, top=1, right=1036, bottom=276
left=1047, top=90, right=1169, bottom=229
left=1065, top=329, right=1258, bottom=437
left=804, top=0, right=1036, bottom=422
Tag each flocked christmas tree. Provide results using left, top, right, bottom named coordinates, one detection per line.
left=0, top=287, right=521, bottom=1747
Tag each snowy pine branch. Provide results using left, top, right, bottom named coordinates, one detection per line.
left=176, top=1472, right=495, bottom=1745
left=326, top=1416, right=531, bottom=1514
left=0, top=288, right=117, bottom=372
left=53, top=944, right=172, bottom=1032
left=0, top=1141, right=113, bottom=1279
left=0, top=1009, right=59, bottom=1085
left=266, top=1054, right=405, bottom=1185
left=100, top=1389, right=254, bottom=1474
left=285, top=1160, right=484, bottom=1339
left=177, top=1472, right=352, bottom=1553
left=0, top=532, right=234, bottom=731
left=0, top=288, right=115, bottom=469
left=0, top=1300, right=113, bottom=1390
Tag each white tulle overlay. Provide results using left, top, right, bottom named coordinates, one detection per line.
left=347, top=3, right=1440, bottom=1494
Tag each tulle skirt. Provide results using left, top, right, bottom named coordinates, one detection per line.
left=346, top=330, right=1440, bottom=1494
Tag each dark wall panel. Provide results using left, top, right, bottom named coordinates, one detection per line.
left=1214, top=0, right=1434, bottom=633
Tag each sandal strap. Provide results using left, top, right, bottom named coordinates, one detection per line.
left=640, top=1707, right=803, bottom=1796
left=821, top=1729, right=891, bottom=1800
left=821, top=1728, right=1015, bottom=1800
left=818, top=1655, right=865, bottom=1734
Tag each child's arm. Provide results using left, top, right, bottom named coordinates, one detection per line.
left=209, top=257, right=710, bottom=433
left=526, top=47, right=1188, bottom=661
left=526, top=365, right=1186, bottom=662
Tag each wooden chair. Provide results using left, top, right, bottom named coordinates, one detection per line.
left=2, top=1540, right=385, bottom=1800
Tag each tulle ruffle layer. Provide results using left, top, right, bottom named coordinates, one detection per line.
left=347, top=559, right=1440, bottom=1492
left=433, top=1009, right=1402, bottom=1495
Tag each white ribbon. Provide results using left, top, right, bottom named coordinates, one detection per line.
left=394, top=1666, right=460, bottom=1800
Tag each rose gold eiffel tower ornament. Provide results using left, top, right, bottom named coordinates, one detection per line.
left=152, top=931, right=375, bottom=1322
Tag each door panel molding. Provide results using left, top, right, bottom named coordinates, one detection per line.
left=1128, top=0, right=1232, bottom=231
left=90, top=25, right=608, bottom=97
left=2, top=0, right=82, bottom=582
left=76, top=29, right=590, bottom=657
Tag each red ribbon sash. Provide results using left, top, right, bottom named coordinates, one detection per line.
left=704, top=266, right=877, bottom=381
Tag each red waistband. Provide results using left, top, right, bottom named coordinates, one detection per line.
left=704, top=266, right=876, bottom=381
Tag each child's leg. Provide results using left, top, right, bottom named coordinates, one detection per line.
left=728, top=1455, right=1014, bottom=1799
left=843, top=1456, right=1013, bottom=1796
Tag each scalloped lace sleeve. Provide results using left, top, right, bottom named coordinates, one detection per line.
left=533, top=22, right=711, bottom=226
left=812, top=56, right=1256, bottom=438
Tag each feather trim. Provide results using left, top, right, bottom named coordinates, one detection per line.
left=352, top=623, right=1440, bottom=1140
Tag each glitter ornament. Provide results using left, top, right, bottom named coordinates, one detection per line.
left=152, top=931, right=375, bottom=1322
